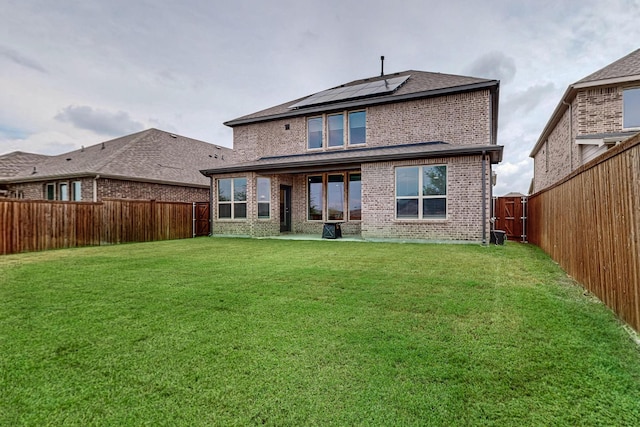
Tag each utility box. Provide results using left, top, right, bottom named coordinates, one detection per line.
left=490, top=230, right=506, bottom=245
left=322, top=223, right=342, bottom=239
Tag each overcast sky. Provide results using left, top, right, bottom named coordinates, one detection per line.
left=1, top=0, right=639, bottom=195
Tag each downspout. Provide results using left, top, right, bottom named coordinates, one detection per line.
left=93, top=174, right=100, bottom=202
left=481, top=150, right=487, bottom=245
left=208, top=175, right=214, bottom=237
left=562, top=99, right=573, bottom=170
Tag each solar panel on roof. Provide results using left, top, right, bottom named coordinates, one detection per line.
left=289, top=75, right=410, bottom=109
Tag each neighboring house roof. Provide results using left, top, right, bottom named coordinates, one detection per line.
left=530, top=48, right=640, bottom=157
left=225, top=70, right=499, bottom=142
left=200, top=141, right=502, bottom=176
left=1, top=128, right=232, bottom=187
left=576, top=48, right=640, bottom=84
left=500, top=192, right=526, bottom=198
left=0, top=151, right=50, bottom=178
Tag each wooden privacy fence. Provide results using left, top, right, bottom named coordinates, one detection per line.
left=528, top=134, right=640, bottom=332
left=0, top=199, right=210, bottom=255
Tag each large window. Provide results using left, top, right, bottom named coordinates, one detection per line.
left=396, top=165, right=447, bottom=219
left=257, top=177, right=271, bottom=219
left=348, top=111, right=366, bottom=145
left=308, top=173, right=361, bottom=221
left=218, top=177, right=247, bottom=219
left=623, top=88, right=640, bottom=129
left=307, top=111, right=366, bottom=149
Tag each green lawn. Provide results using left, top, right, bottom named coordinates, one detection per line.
left=1, top=238, right=640, bottom=426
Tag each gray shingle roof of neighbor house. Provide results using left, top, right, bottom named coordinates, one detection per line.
left=224, top=70, right=500, bottom=134
left=576, top=48, right=640, bottom=84
left=530, top=48, right=640, bottom=157
left=0, top=151, right=50, bottom=178
left=0, top=128, right=233, bottom=187
left=200, top=141, right=503, bottom=176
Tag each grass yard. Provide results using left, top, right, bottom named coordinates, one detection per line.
left=1, top=238, right=640, bottom=426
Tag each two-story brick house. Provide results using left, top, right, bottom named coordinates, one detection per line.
left=530, top=48, right=640, bottom=193
left=201, top=70, right=502, bottom=242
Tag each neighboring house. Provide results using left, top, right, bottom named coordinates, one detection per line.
left=201, top=70, right=503, bottom=242
left=0, top=128, right=233, bottom=202
left=530, top=48, right=640, bottom=193
left=0, top=151, right=50, bottom=197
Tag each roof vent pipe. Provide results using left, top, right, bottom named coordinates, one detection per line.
left=380, top=55, right=385, bottom=76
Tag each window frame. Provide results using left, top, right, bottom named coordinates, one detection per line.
left=348, top=110, right=366, bottom=146
left=59, top=182, right=69, bottom=201
left=307, top=172, right=361, bottom=222
left=45, top=183, right=55, bottom=200
left=327, top=113, right=345, bottom=148
left=306, top=110, right=366, bottom=150
left=348, top=173, right=362, bottom=221
left=256, top=177, right=271, bottom=219
left=217, top=177, right=248, bottom=220
left=623, top=87, right=640, bottom=130
left=72, top=181, right=82, bottom=201
left=307, top=116, right=324, bottom=150
left=395, top=165, right=448, bottom=220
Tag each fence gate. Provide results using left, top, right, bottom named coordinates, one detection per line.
left=494, top=196, right=527, bottom=242
left=194, top=202, right=210, bottom=237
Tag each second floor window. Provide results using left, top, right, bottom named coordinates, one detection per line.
left=307, top=111, right=366, bottom=149
left=623, top=88, right=640, bottom=129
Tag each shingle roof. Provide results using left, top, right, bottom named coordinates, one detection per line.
left=225, top=70, right=498, bottom=126
left=2, top=128, right=233, bottom=186
left=0, top=151, right=50, bottom=178
left=576, top=48, right=640, bottom=84
left=200, top=141, right=503, bottom=176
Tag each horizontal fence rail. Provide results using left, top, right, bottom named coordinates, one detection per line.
left=528, top=134, right=640, bottom=332
left=0, top=199, right=198, bottom=255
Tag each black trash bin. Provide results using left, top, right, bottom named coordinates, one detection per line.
left=322, top=223, right=342, bottom=239
left=490, top=230, right=506, bottom=245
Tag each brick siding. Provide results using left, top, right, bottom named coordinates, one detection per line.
left=211, top=88, right=495, bottom=241
left=533, top=84, right=633, bottom=192
left=8, top=177, right=207, bottom=202
left=232, top=90, right=492, bottom=162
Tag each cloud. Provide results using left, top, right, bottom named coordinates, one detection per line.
left=55, top=105, right=145, bottom=136
left=503, top=82, right=557, bottom=113
left=0, top=44, right=47, bottom=73
left=466, top=51, right=517, bottom=84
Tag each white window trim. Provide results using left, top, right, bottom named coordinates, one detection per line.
left=395, top=165, right=448, bottom=221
